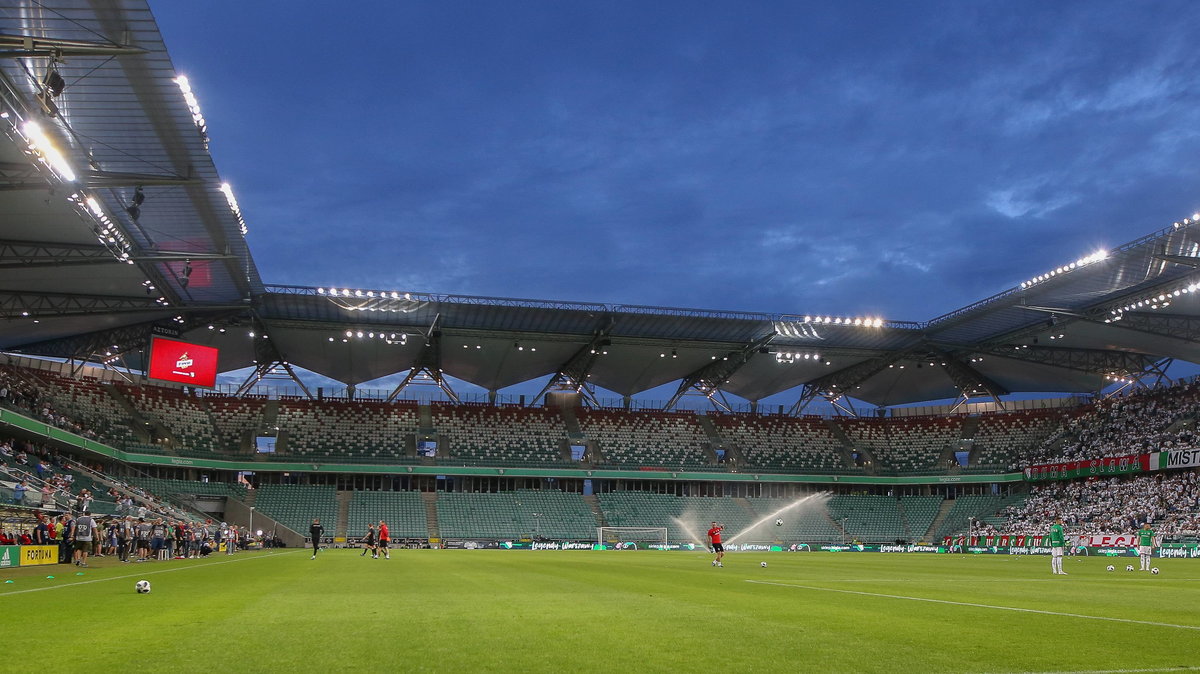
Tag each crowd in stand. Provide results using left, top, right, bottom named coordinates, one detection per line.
left=1019, top=379, right=1200, bottom=468
left=978, top=469, right=1200, bottom=538
left=0, top=368, right=100, bottom=441
left=1, top=436, right=84, bottom=510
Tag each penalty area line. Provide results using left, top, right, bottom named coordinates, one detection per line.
left=745, top=579, right=1200, bottom=632
left=0, top=550, right=302, bottom=597
left=991, top=668, right=1200, bottom=674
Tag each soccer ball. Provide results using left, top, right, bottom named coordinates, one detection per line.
left=1106, top=565, right=1114, bottom=572
left=775, top=519, right=783, bottom=527
left=1126, top=565, right=1135, bottom=572
left=135, top=580, right=151, bottom=594
left=760, top=561, right=767, bottom=568
left=1152, top=567, right=1160, bottom=574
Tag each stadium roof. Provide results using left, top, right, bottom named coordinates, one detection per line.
left=1, top=1, right=1198, bottom=411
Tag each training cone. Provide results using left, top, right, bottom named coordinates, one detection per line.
left=45, top=575, right=54, bottom=579
left=3, top=579, right=12, bottom=583
left=75, top=572, right=84, bottom=576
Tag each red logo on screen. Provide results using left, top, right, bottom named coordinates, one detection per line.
left=149, top=338, right=219, bottom=388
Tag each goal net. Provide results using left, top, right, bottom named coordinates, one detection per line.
left=597, top=527, right=668, bottom=548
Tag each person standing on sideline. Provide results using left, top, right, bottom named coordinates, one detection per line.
left=707, top=521, right=725, bottom=568
left=135, top=517, right=152, bottom=562
left=377, top=519, right=390, bottom=559
left=361, top=523, right=376, bottom=557
left=1137, top=522, right=1156, bottom=571
left=310, top=518, right=325, bottom=559
left=71, top=511, right=96, bottom=567
left=117, top=516, right=133, bottom=563
left=1049, top=517, right=1067, bottom=575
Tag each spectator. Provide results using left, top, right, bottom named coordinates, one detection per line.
left=1003, top=469, right=1200, bottom=538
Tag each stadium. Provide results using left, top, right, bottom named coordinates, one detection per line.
left=1, top=2, right=1199, bottom=672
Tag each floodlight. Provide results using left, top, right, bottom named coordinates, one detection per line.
left=22, top=121, right=77, bottom=181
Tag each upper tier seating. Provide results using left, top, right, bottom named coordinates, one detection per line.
left=0, top=367, right=135, bottom=446
left=277, top=400, right=419, bottom=462
left=119, top=384, right=218, bottom=455
left=579, top=409, right=712, bottom=469
left=710, top=413, right=847, bottom=473
left=205, top=395, right=269, bottom=453
left=841, top=416, right=962, bottom=473
left=968, top=409, right=1066, bottom=471
left=1029, top=382, right=1200, bottom=465
left=432, top=403, right=568, bottom=466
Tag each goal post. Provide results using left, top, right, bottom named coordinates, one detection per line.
left=597, top=526, right=668, bottom=547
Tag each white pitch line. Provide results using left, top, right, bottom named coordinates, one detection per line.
left=745, top=579, right=1200, bottom=631
left=0, top=550, right=300, bottom=597
left=779, top=578, right=1200, bottom=583
left=988, top=667, right=1200, bottom=674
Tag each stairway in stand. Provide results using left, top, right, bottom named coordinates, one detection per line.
left=582, top=493, right=607, bottom=531
left=421, top=492, right=441, bottom=542
left=335, top=491, right=352, bottom=540
left=922, top=497, right=956, bottom=543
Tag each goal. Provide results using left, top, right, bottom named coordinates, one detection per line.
left=597, top=527, right=668, bottom=548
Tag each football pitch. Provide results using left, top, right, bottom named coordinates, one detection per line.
left=3, top=549, right=1199, bottom=673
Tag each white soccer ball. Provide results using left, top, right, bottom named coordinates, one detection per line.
left=1125, top=565, right=1134, bottom=572
left=1151, top=567, right=1160, bottom=574
left=1106, top=565, right=1114, bottom=572
left=135, top=580, right=151, bottom=594
left=760, top=561, right=767, bottom=568
left=775, top=519, right=783, bottom=527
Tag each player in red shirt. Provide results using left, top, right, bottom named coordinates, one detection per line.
left=707, top=521, right=725, bottom=567
left=377, top=519, right=390, bottom=559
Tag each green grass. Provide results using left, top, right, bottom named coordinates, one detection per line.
left=3, top=550, right=1199, bottom=673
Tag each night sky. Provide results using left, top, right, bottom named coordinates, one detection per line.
left=153, top=2, right=1200, bottom=334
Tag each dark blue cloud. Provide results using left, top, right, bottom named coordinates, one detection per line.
left=154, top=0, right=1200, bottom=323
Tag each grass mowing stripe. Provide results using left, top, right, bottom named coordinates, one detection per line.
left=0, top=550, right=300, bottom=597
left=746, top=579, right=1200, bottom=631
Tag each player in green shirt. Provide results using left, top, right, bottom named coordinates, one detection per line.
left=1137, top=523, right=1155, bottom=571
left=1049, top=518, right=1067, bottom=576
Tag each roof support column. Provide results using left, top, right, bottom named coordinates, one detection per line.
left=386, top=316, right=457, bottom=403
left=664, top=333, right=775, bottom=411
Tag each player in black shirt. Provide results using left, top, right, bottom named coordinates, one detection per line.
left=310, top=518, right=324, bottom=559
left=360, top=523, right=376, bottom=557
